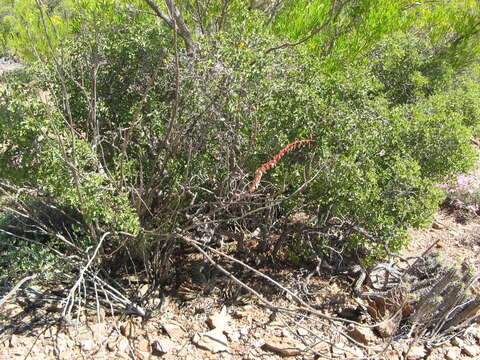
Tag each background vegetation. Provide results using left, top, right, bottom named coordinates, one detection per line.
left=1, top=0, right=480, bottom=297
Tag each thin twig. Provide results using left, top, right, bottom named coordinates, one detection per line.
left=0, top=274, right=39, bottom=309
left=263, top=0, right=343, bottom=55
left=63, top=232, right=112, bottom=316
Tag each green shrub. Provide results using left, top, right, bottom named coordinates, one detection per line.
left=1, top=1, right=479, bottom=273
left=0, top=68, right=140, bottom=243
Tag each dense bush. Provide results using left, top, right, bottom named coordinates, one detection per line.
left=1, top=0, right=480, bottom=280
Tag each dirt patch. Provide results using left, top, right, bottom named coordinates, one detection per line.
left=409, top=209, right=480, bottom=272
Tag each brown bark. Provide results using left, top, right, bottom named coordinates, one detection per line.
left=144, top=0, right=197, bottom=55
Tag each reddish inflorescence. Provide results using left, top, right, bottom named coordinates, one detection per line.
left=246, top=138, right=314, bottom=194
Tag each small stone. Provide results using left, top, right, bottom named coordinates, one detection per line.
left=151, top=338, right=175, bottom=356
left=354, top=348, right=366, bottom=358
left=425, top=348, right=443, bottom=360
left=375, top=319, right=397, bottom=338
left=163, top=323, right=186, bottom=339
left=227, top=331, right=240, bottom=342
left=106, top=340, right=117, bottom=352
left=192, top=329, right=228, bottom=353
left=252, top=338, right=264, bottom=348
left=229, top=341, right=245, bottom=354
left=240, top=326, right=250, bottom=336
left=137, top=338, right=150, bottom=352
left=9, top=335, right=18, bottom=347
left=261, top=337, right=303, bottom=357
left=281, top=329, right=292, bottom=338
left=120, top=322, right=137, bottom=339
left=13, top=349, right=25, bottom=356
left=405, top=345, right=426, bottom=360
left=134, top=350, right=149, bottom=360
left=445, top=347, right=461, bottom=360
left=147, top=296, right=164, bottom=309
left=46, top=303, right=64, bottom=313
left=231, top=310, right=244, bottom=319
left=432, top=221, right=444, bottom=230
left=261, top=342, right=302, bottom=357
left=138, top=284, right=149, bottom=297
left=435, top=241, right=445, bottom=249
left=332, top=342, right=346, bottom=357
left=206, top=307, right=232, bottom=333
left=312, top=342, right=329, bottom=353
left=90, top=323, right=107, bottom=343
left=452, top=337, right=465, bottom=347
left=56, top=333, right=74, bottom=353
left=297, top=328, right=309, bottom=336
left=470, top=327, right=480, bottom=344
left=463, top=345, right=480, bottom=357
left=380, top=349, right=400, bottom=360
left=118, top=337, right=130, bottom=353
left=346, top=325, right=377, bottom=345
left=253, top=331, right=264, bottom=340
left=80, top=339, right=95, bottom=352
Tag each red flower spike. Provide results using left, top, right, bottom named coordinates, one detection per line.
left=246, top=139, right=314, bottom=194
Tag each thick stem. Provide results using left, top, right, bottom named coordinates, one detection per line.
left=144, top=0, right=197, bottom=55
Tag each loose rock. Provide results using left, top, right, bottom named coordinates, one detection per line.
left=463, top=344, right=480, bottom=357
left=375, top=319, right=397, bottom=338
left=90, top=323, right=108, bottom=343
left=207, top=307, right=232, bottom=333
left=106, top=340, right=117, bottom=352
left=297, top=328, right=309, bottom=336
left=405, top=345, right=426, bottom=360
left=9, top=335, right=18, bottom=347
left=120, top=321, right=137, bottom=339
left=137, top=338, right=150, bottom=353
left=452, top=337, right=465, bottom=347
left=445, top=347, right=461, bottom=360
left=46, top=303, right=64, bottom=313
left=346, top=325, right=377, bottom=345
left=152, top=338, right=175, bottom=356
left=163, top=323, right=186, bottom=339
left=192, top=329, right=228, bottom=353
left=80, top=339, right=95, bottom=352
left=380, top=349, right=400, bottom=360
left=261, top=338, right=303, bottom=357
left=118, top=337, right=130, bottom=353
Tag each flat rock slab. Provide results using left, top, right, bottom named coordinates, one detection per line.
left=261, top=337, right=303, bottom=357
left=192, top=329, right=229, bottom=353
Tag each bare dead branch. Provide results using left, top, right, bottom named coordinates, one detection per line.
left=179, top=234, right=375, bottom=327
left=0, top=274, right=39, bottom=309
